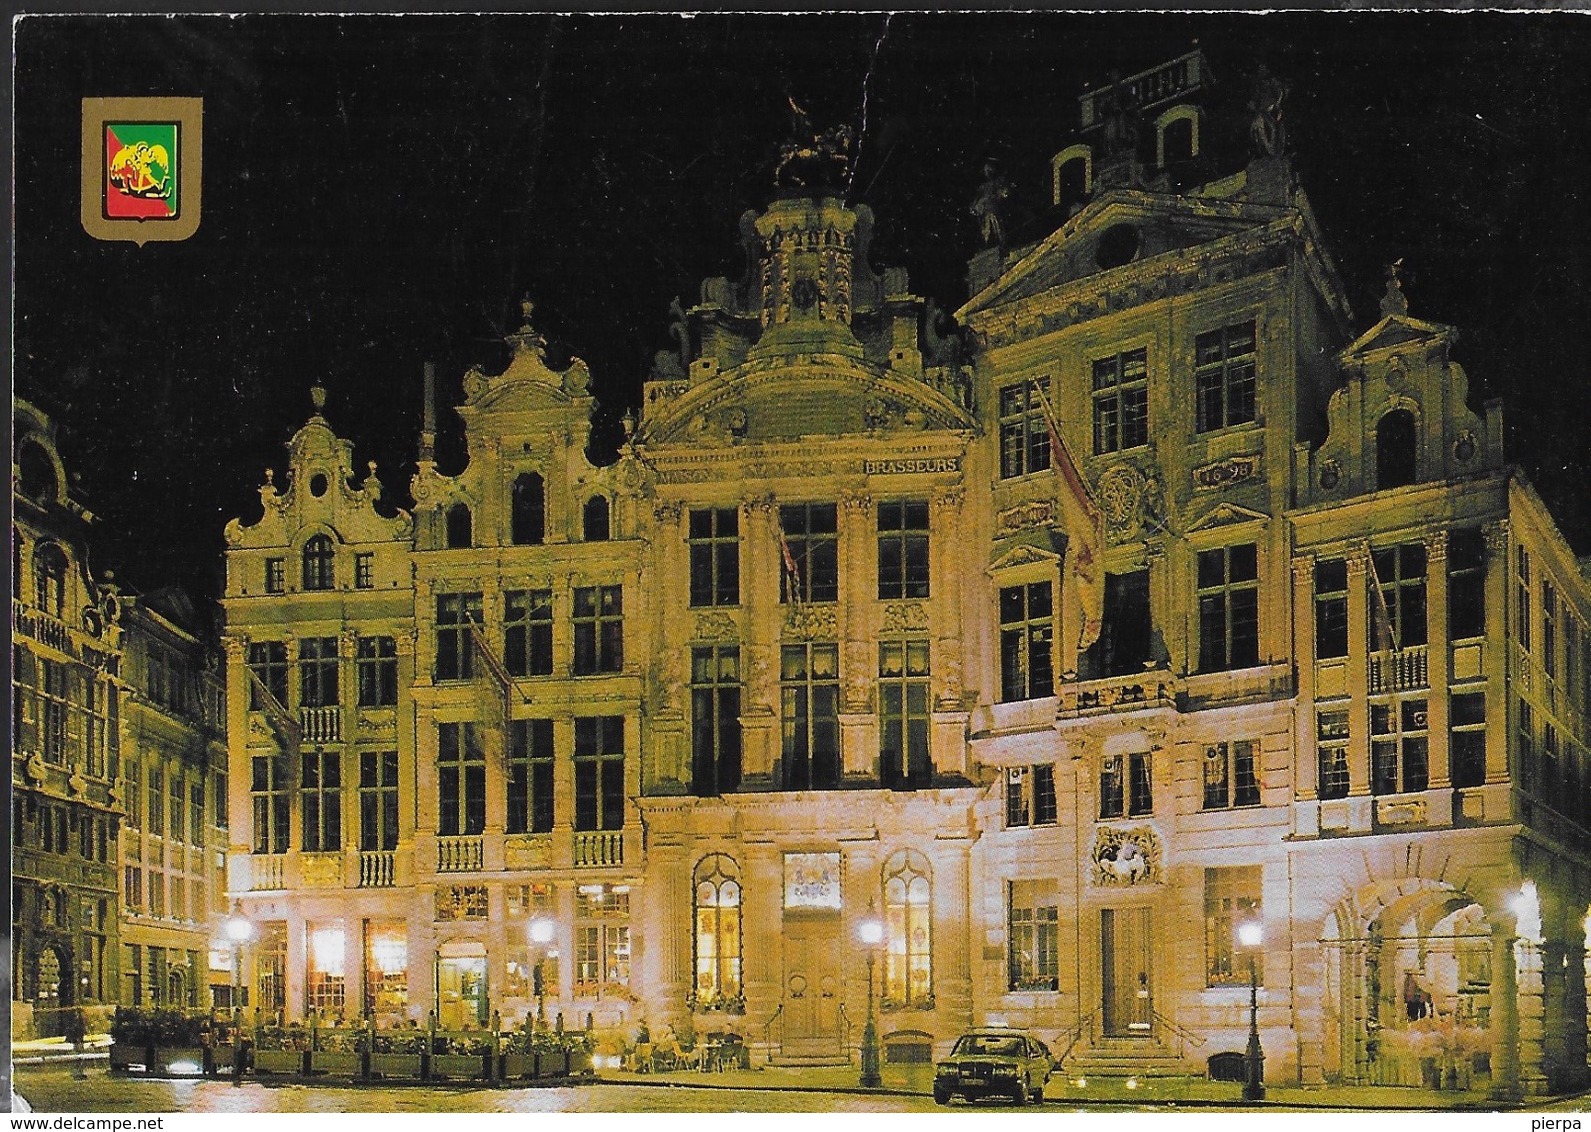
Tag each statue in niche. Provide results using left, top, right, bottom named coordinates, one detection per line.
left=1248, top=64, right=1289, bottom=158
left=969, top=161, right=1012, bottom=248
left=1098, top=73, right=1141, bottom=160
left=668, top=296, right=691, bottom=368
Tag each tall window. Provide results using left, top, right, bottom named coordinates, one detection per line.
left=445, top=504, right=472, bottom=549
left=299, top=637, right=339, bottom=707
left=354, top=552, right=374, bottom=589
left=149, top=767, right=165, bottom=837
left=358, top=751, right=399, bottom=851
left=437, top=722, right=485, bottom=836
left=778, top=504, right=839, bottom=603
left=302, top=534, right=335, bottom=590
left=691, top=646, right=742, bottom=797
left=1194, top=320, right=1256, bottom=433
left=692, top=855, right=742, bottom=1010
left=1006, top=765, right=1057, bottom=828
left=1314, top=559, right=1348, bottom=660
left=1542, top=723, right=1560, bottom=795
left=573, top=585, right=624, bottom=674
left=999, top=581, right=1054, bottom=702
left=883, top=850, right=933, bottom=1008
left=435, top=593, right=482, bottom=681
left=504, top=590, right=554, bottom=677
left=307, top=924, right=346, bottom=1015
left=1007, top=880, right=1059, bottom=991
left=573, top=716, right=625, bottom=831
left=248, top=642, right=288, bottom=708
left=39, top=659, right=68, bottom=765
left=582, top=496, right=610, bottom=541
left=1204, top=866, right=1261, bottom=987
left=34, top=543, right=69, bottom=617
left=507, top=719, right=554, bottom=835
left=265, top=557, right=285, bottom=594
left=1372, top=544, right=1427, bottom=648
left=574, top=885, right=630, bottom=993
left=1203, top=741, right=1260, bottom=809
left=1371, top=698, right=1429, bottom=796
left=877, top=501, right=930, bottom=599
left=357, top=636, right=398, bottom=707
left=999, top=378, right=1052, bottom=479
left=780, top=643, right=840, bottom=789
left=1376, top=409, right=1418, bottom=490
left=1092, top=348, right=1149, bottom=453
left=1197, top=544, right=1259, bottom=672
left=1082, top=570, right=1153, bottom=678
left=250, top=753, right=290, bottom=854
left=511, top=473, right=546, bottom=545
left=1543, top=579, right=1558, bottom=679
left=1518, top=699, right=1536, bottom=792
left=1448, top=528, right=1486, bottom=640
left=1317, top=707, right=1350, bottom=800
left=1100, top=752, right=1152, bottom=818
left=688, top=508, right=740, bottom=608
left=1517, top=546, right=1532, bottom=653
left=879, top=639, right=931, bottom=789
left=1450, top=692, right=1487, bottom=789
left=301, top=750, right=342, bottom=852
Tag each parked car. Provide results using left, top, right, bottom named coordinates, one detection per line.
left=934, top=1028, right=1053, bottom=1105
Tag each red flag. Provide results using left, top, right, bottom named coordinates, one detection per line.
left=246, top=666, right=302, bottom=751
left=1367, top=551, right=1398, bottom=653
left=1034, top=383, right=1106, bottom=652
left=777, top=522, right=804, bottom=606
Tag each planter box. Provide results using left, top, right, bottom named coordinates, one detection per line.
left=568, top=1048, right=594, bottom=1076
left=253, top=1048, right=308, bottom=1075
left=430, top=1052, right=490, bottom=1081
left=149, top=1047, right=208, bottom=1076
left=368, top=1052, right=423, bottom=1079
left=499, top=1053, right=534, bottom=1080
left=307, top=1050, right=362, bottom=1076
left=537, top=1049, right=571, bottom=1078
left=109, top=1044, right=149, bottom=1072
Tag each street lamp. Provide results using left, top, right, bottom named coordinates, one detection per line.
left=223, top=902, right=254, bottom=1080
left=529, top=915, right=554, bottom=1031
left=1236, top=916, right=1265, bottom=1102
left=857, top=903, right=884, bottom=1088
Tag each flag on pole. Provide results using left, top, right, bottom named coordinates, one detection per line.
left=1367, top=550, right=1398, bottom=653
left=468, top=622, right=518, bottom=704
left=246, top=666, right=301, bottom=751
left=777, top=521, right=804, bottom=608
left=1033, top=382, right=1106, bottom=652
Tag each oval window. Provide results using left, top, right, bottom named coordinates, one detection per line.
left=1096, top=223, right=1141, bottom=270
left=309, top=473, right=329, bottom=497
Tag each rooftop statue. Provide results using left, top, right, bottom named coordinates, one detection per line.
left=1249, top=64, right=1289, bottom=158
left=969, top=161, right=1012, bottom=248
left=774, top=96, right=853, bottom=191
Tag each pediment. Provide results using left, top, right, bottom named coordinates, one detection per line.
left=960, top=193, right=1277, bottom=320
left=640, top=363, right=973, bottom=446
left=988, top=538, right=1064, bottom=573
left=1185, top=501, right=1270, bottom=534
left=1341, top=314, right=1454, bottom=361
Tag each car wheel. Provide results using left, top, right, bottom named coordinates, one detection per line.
left=1031, top=1082, right=1044, bottom=1104
left=933, top=1087, right=951, bottom=1106
left=1013, top=1081, right=1029, bottom=1106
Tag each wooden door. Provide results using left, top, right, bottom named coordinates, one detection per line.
left=1101, top=906, right=1152, bottom=1036
left=782, top=916, right=842, bottom=1056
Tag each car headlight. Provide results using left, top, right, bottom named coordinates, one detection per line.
left=992, top=1065, right=1018, bottom=1076
left=935, top=1064, right=956, bottom=1076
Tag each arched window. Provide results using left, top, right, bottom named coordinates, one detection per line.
left=1377, top=409, right=1418, bottom=491
left=445, top=504, right=473, bottom=549
left=511, top=473, right=546, bottom=546
left=583, top=496, right=611, bottom=542
left=33, top=542, right=67, bottom=618
left=883, top=849, right=933, bottom=1008
left=692, top=854, right=742, bottom=1010
left=302, top=534, right=336, bottom=590
left=16, top=440, right=58, bottom=503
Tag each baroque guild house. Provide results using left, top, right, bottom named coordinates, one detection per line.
left=218, top=52, right=1591, bottom=1095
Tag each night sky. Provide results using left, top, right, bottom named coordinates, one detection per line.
left=14, top=13, right=1591, bottom=604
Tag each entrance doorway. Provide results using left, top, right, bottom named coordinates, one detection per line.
left=436, top=942, right=488, bottom=1029
left=782, top=916, right=843, bottom=1058
left=1101, top=907, right=1152, bottom=1036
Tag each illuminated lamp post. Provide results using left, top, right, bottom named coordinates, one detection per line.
left=223, top=902, right=254, bottom=1080
left=857, top=903, right=884, bottom=1088
left=1236, top=916, right=1265, bottom=1102
left=529, top=915, right=555, bottom=1031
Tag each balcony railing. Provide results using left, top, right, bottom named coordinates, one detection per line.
left=1058, top=668, right=1177, bottom=718
left=1369, top=645, right=1429, bottom=694
left=572, top=829, right=624, bottom=868
left=360, top=850, right=396, bottom=888
left=14, top=601, right=74, bottom=655
left=251, top=854, right=286, bottom=891
left=299, top=706, right=342, bottom=744
left=437, top=835, right=483, bottom=873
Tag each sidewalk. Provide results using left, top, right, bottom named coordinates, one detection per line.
left=595, top=1062, right=1519, bottom=1110
left=11, top=1035, right=112, bottom=1067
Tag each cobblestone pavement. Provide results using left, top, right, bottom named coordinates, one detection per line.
left=11, top=1067, right=967, bottom=1113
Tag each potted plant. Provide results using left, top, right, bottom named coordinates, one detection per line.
left=430, top=1031, right=492, bottom=1081
left=307, top=1023, right=362, bottom=1077
left=369, top=1028, right=426, bottom=1079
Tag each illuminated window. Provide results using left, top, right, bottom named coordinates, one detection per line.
left=1007, top=880, right=1058, bottom=991
left=363, top=921, right=408, bottom=1017
left=1203, top=741, right=1260, bottom=809
left=692, top=855, right=742, bottom=1010
left=882, top=850, right=932, bottom=1009
left=302, top=534, right=335, bottom=591
left=1204, top=867, right=1260, bottom=987
left=575, top=884, right=630, bottom=994
left=307, top=924, right=346, bottom=1014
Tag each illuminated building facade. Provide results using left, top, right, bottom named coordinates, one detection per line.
left=219, top=53, right=1590, bottom=1094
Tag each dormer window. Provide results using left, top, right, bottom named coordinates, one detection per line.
left=302, top=534, right=335, bottom=590
left=33, top=543, right=68, bottom=618
left=582, top=495, right=611, bottom=542
left=512, top=473, right=545, bottom=545
left=445, top=504, right=473, bottom=550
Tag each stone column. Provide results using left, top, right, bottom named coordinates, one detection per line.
left=1291, top=556, right=1319, bottom=799
left=222, top=635, right=252, bottom=892
left=838, top=492, right=876, bottom=779
left=1424, top=530, right=1452, bottom=786
left=1482, top=521, right=1511, bottom=783
left=1345, top=543, right=1371, bottom=800
left=394, top=629, right=418, bottom=888
left=742, top=497, right=780, bottom=783
left=1489, top=912, right=1521, bottom=1101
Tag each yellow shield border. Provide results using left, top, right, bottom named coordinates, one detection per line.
left=81, top=97, right=203, bottom=245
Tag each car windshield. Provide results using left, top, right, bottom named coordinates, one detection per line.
left=953, top=1035, right=1024, bottom=1057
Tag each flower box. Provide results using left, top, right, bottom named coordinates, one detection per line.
left=307, top=1049, right=362, bottom=1076
left=430, top=1052, right=489, bottom=1081
left=109, top=1043, right=149, bottom=1072
left=368, top=1052, right=423, bottom=1079
left=253, top=1048, right=308, bottom=1075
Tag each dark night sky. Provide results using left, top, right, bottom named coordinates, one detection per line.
left=14, top=13, right=1591, bottom=602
